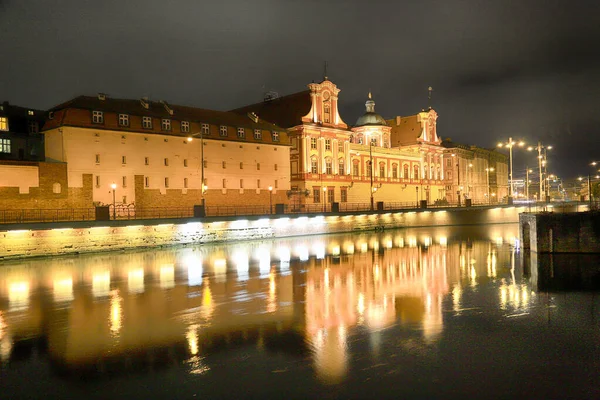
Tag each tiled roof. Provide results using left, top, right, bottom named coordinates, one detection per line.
left=0, top=102, right=45, bottom=118
left=49, top=95, right=285, bottom=132
left=230, top=91, right=312, bottom=129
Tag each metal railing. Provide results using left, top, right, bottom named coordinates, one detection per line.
left=0, top=200, right=596, bottom=225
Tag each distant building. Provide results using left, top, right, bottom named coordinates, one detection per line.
left=41, top=94, right=290, bottom=210
left=0, top=101, right=45, bottom=162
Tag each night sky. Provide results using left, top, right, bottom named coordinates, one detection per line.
left=1, top=0, right=599, bottom=179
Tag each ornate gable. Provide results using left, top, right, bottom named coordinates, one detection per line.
left=302, top=80, right=348, bottom=129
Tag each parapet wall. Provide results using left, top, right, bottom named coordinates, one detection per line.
left=0, top=206, right=525, bottom=260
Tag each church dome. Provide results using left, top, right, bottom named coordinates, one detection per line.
left=355, top=92, right=387, bottom=127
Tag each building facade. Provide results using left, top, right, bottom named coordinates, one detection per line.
left=42, top=95, right=291, bottom=211
left=0, top=102, right=45, bottom=162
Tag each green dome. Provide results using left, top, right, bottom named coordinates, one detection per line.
left=355, top=93, right=387, bottom=127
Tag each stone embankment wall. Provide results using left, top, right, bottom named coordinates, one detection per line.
left=1, top=206, right=526, bottom=260
left=520, top=212, right=600, bottom=253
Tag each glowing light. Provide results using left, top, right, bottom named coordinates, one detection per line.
left=255, top=218, right=270, bottom=228
left=257, top=247, right=271, bottom=277
left=186, top=325, right=199, bottom=355
left=8, top=282, right=30, bottom=311
left=230, top=219, right=249, bottom=229
left=295, top=216, right=309, bottom=227
left=160, top=264, right=175, bottom=289
left=213, top=258, right=227, bottom=280
left=92, top=271, right=111, bottom=297
left=357, top=293, right=365, bottom=316
left=360, top=242, right=368, bottom=253
left=314, top=242, right=326, bottom=259
left=438, top=237, right=448, bottom=246
left=110, top=291, right=123, bottom=335
left=296, top=245, right=309, bottom=261
left=233, top=250, right=249, bottom=281
left=128, top=269, right=145, bottom=293
left=53, top=278, right=74, bottom=302
left=187, top=256, right=203, bottom=286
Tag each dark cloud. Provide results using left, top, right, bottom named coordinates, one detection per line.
left=1, top=0, right=599, bottom=178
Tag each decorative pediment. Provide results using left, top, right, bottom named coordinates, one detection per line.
left=302, top=79, right=348, bottom=129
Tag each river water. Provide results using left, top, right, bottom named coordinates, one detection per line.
left=0, top=224, right=599, bottom=399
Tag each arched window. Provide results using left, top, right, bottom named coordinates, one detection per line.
left=430, top=166, right=434, bottom=180
left=403, top=164, right=409, bottom=178
left=52, top=182, right=61, bottom=194
left=358, top=134, right=364, bottom=145
left=323, top=102, right=331, bottom=123
left=352, top=160, right=360, bottom=177
left=338, top=158, right=345, bottom=175
left=413, top=165, right=420, bottom=180
left=379, top=163, right=386, bottom=178
left=311, top=157, right=318, bottom=174
left=366, top=160, right=372, bottom=177
left=392, top=164, right=398, bottom=179
left=325, top=158, right=332, bottom=174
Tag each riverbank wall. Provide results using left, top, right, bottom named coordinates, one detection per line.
left=1, top=206, right=528, bottom=260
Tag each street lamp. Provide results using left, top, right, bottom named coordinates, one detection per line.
left=485, top=167, right=494, bottom=204
left=498, top=138, right=525, bottom=198
left=527, top=142, right=551, bottom=201
left=268, top=186, right=273, bottom=214
left=110, top=183, right=117, bottom=220
left=187, top=130, right=206, bottom=211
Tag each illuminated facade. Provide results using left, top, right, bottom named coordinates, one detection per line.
left=41, top=95, right=291, bottom=209
left=233, top=79, right=452, bottom=208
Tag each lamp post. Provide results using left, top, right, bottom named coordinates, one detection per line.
left=369, top=139, right=374, bottom=211
left=527, top=142, right=551, bottom=201
left=110, top=183, right=117, bottom=220
left=452, top=153, right=461, bottom=206
left=485, top=167, right=494, bottom=204
left=498, top=137, right=525, bottom=198
left=268, top=186, right=273, bottom=214
left=525, top=168, right=533, bottom=200
left=187, top=129, right=206, bottom=210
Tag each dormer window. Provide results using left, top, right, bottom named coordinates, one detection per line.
left=219, top=125, right=228, bottom=137
left=142, top=116, right=152, bottom=129
left=237, top=127, right=245, bottom=138
left=181, top=121, right=190, bottom=133
left=253, top=129, right=262, bottom=140
left=28, top=110, right=34, bottom=116
left=161, top=119, right=171, bottom=131
left=118, top=114, right=129, bottom=127
left=92, top=111, right=104, bottom=124
left=271, top=131, right=280, bottom=142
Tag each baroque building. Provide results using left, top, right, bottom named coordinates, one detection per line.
left=41, top=94, right=290, bottom=212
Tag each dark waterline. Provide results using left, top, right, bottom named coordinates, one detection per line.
left=1, top=224, right=599, bottom=400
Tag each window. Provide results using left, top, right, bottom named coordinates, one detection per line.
left=256, top=163, right=260, bottom=171
left=219, top=126, right=228, bottom=136
left=271, top=131, right=279, bottom=142
left=325, top=139, right=331, bottom=151
left=165, top=177, right=169, bottom=188
left=28, top=121, right=39, bottom=133
left=142, top=116, right=152, bottom=129
left=311, top=158, right=318, bottom=174
left=358, top=136, right=364, bottom=145
left=145, top=177, right=150, bottom=187
left=447, top=158, right=452, bottom=167
left=222, top=179, right=227, bottom=189
left=310, top=138, right=317, bottom=149
left=122, top=176, right=127, bottom=188
left=403, top=165, right=409, bottom=178
left=341, top=187, right=348, bottom=203
left=203, top=160, right=207, bottom=168
left=183, top=159, right=188, bottom=167
left=313, top=189, right=321, bottom=203
left=414, top=165, right=420, bottom=179
left=366, top=162, right=372, bottom=177
left=201, top=123, right=210, bottom=135
left=181, top=121, right=190, bottom=133
left=237, top=127, right=245, bottom=138
left=274, top=164, right=278, bottom=171
left=92, top=111, right=104, bottom=124
left=1, top=117, right=9, bottom=131
left=184, top=178, right=188, bottom=188
left=162, top=119, right=171, bottom=131
left=338, top=142, right=344, bottom=153
left=379, top=164, right=385, bottom=178
left=122, top=156, right=126, bottom=164
left=338, top=159, right=344, bottom=175
left=327, top=189, right=334, bottom=203
left=118, top=114, right=129, bottom=127
left=28, top=110, right=34, bottom=116
left=52, top=183, right=61, bottom=194
left=145, top=157, right=149, bottom=165
left=254, top=129, right=262, bottom=140
left=0, top=138, right=10, bottom=153
left=240, top=179, right=244, bottom=189
left=275, top=180, right=278, bottom=189
left=122, top=196, right=127, bottom=204
left=257, top=179, right=260, bottom=188
left=323, top=103, right=330, bottom=123
left=353, top=163, right=359, bottom=177
left=392, top=164, right=398, bottom=178
left=95, top=154, right=100, bottom=164
left=222, top=161, right=226, bottom=169
left=371, top=138, right=377, bottom=146
left=164, top=158, right=169, bottom=166
left=240, top=162, right=243, bottom=169
left=326, top=159, right=332, bottom=174
left=95, top=175, right=100, bottom=188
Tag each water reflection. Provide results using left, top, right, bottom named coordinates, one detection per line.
left=0, top=223, right=593, bottom=388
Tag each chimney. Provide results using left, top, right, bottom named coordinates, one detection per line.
left=98, top=93, right=107, bottom=101
left=396, top=116, right=401, bottom=125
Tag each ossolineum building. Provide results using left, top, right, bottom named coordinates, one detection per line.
left=41, top=94, right=291, bottom=211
